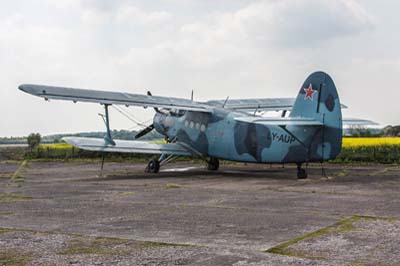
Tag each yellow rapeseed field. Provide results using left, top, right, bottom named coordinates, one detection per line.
left=39, top=138, right=400, bottom=150
left=343, top=138, right=400, bottom=148
left=40, top=143, right=73, bottom=149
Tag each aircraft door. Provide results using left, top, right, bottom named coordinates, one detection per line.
left=210, top=117, right=229, bottom=159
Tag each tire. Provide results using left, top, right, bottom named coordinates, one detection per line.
left=146, top=159, right=160, bottom=173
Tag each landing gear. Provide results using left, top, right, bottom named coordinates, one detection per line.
left=146, top=159, right=160, bottom=173
left=297, top=163, right=308, bottom=179
left=207, top=157, right=220, bottom=171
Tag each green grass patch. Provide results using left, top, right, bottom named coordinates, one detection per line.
left=0, top=228, right=15, bottom=234
left=0, top=251, right=31, bottom=266
left=136, top=240, right=193, bottom=249
left=0, top=193, right=32, bottom=203
left=58, top=236, right=194, bottom=256
left=165, top=183, right=181, bottom=189
left=58, top=236, right=129, bottom=255
left=0, top=212, right=13, bottom=216
left=333, top=145, right=400, bottom=164
left=266, top=215, right=397, bottom=258
left=117, top=191, right=136, bottom=197
left=10, top=160, right=28, bottom=183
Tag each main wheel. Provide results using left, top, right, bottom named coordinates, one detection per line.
left=146, top=159, right=160, bottom=173
left=207, top=157, right=220, bottom=171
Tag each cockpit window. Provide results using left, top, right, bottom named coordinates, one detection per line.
left=169, top=109, right=186, bottom=117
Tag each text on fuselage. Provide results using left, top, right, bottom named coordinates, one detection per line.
left=272, top=132, right=296, bottom=144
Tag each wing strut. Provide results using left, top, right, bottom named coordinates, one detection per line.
left=99, top=104, right=115, bottom=145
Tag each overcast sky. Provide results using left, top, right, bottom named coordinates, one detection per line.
left=1, top=0, right=399, bottom=137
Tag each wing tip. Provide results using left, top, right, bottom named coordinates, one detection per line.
left=18, top=84, right=29, bottom=93
left=61, top=137, right=76, bottom=146
left=18, top=84, right=41, bottom=95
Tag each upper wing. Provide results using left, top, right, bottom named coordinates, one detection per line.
left=19, top=84, right=212, bottom=113
left=205, top=98, right=294, bottom=112
left=206, top=98, right=348, bottom=112
left=235, top=117, right=323, bottom=126
left=63, top=137, right=193, bottom=156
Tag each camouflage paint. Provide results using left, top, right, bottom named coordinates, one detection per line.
left=154, top=72, right=342, bottom=164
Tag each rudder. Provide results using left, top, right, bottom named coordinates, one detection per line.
left=289, top=72, right=342, bottom=161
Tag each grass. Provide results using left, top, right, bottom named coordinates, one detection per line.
left=117, top=191, right=136, bottom=197
left=2, top=137, right=400, bottom=164
left=58, top=236, right=194, bottom=256
left=0, top=193, right=32, bottom=203
left=0, top=251, right=31, bottom=266
left=165, top=183, right=181, bottom=189
left=58, top=237, right=129, bottom=255
left=0, top=228, right=15, bottom=234
left=266, top=215, right=397, bottom=259
left=335, top=144, right=400, bottom=164
left=10, top=160, right=28, bottom=183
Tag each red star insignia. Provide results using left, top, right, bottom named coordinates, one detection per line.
left=303, top=84, right=317, bottom=101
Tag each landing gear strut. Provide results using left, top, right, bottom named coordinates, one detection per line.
left=207, top=157, right=219, bottom=171
left=297, top=163, right=308, bottom=179
left=146, top=159, right=160, bottom=173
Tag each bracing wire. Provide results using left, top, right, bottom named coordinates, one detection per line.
left=111, top=105, right=149, bottom=128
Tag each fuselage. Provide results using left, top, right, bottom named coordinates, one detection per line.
left=153, top=108, right=320, bottom=164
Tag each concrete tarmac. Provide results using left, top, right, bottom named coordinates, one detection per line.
left=0, top=161, right=399, bottom=265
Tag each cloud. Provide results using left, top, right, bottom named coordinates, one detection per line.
left=2, top=0, right=396, bottom=136
left=179, top=0, right=375, bottom=48
left=115, top=6, right=171, bottom=26
left=80, top=2, right=171, bottom=27
left=113, top=0, right=376, bottom=87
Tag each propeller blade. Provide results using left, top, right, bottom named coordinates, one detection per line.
left=135, top=124, right=155, bottom=139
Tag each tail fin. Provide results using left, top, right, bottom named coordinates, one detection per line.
left=289, top=72, right=342, bottom=161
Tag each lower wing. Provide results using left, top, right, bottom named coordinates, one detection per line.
left=63, top=137, right=192, bottom=156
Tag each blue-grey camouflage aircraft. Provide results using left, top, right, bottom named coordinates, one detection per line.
left=19, top=71, right=375, bottom=178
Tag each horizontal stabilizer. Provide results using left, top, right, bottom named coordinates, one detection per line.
left=62, top=137, right=192, bottom=156
left=342, top=118, right=379, bottom=126
left=235, top=117, right=323, bottom=126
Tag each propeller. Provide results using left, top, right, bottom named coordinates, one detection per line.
left=135, top=124, right=155, bottom=139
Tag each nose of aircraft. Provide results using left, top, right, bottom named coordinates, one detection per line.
left=153, top=112, right=167, bottom=135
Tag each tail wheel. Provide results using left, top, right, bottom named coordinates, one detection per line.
left=146, top=159, right=160, bottom=173
left=296, top=163, right=308, bottom=179
left=207, top=157, right=220, bottom=171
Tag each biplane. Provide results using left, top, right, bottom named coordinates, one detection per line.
left=19, top=71, right=375, bottom=178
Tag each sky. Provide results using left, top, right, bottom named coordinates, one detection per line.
left=1, top=0, right=399, bottom=137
